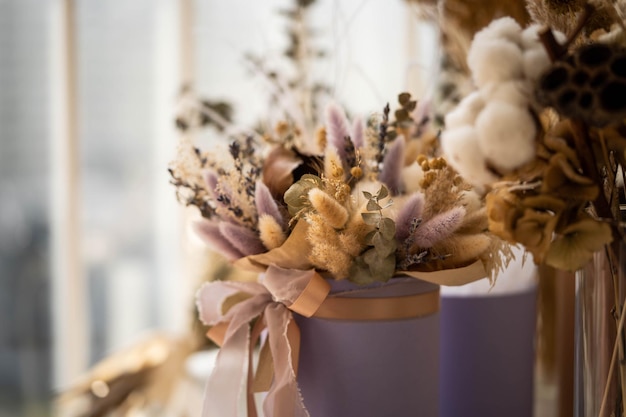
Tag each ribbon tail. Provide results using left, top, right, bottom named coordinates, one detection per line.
left=262, top=304, right=310, bottom=417
left=203, top=324, right=250, bottom=417
left=246, top=314, right=269, bottom=417
left=253, top=336, right=274, bottom=393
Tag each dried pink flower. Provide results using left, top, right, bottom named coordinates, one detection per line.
left=395, top=193, right=425, bottom=242
left=218, top=222, right=266, bottom=256
left=192, top=219, right=243, bottom=260
left=255, top=181, right=284, bottom=227
left=379, top=137, right=405, bottom=195
left=351, top=117, right=364, bottom=150
left=325, top=103, right=351, bottom=163
left=413, top=206, right=466, bottom=249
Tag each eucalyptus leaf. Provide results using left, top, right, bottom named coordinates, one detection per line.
left=398, top=92, right=411, bottom=106
left=379, top=218, right=396, bottom=240
left=368, top=254, right=395, bottom=282
left=348, top=259, right=376, bottom=285
left=364, top=230, right=377, bottom=244
left=395, top=109, right=409, bottom=122
left=362, top=247, right=378, bottom=266
left=377, top=185, right=389, bottom=200
left=373, top=234, right=396, bottom=257
left=367, top=200, right=382, bottom=211
left=362, top=212, right=381, bottom=226
left=283, top=174, right=321, bottom=216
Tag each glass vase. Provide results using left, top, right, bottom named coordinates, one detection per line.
left=574, top=246, right=624, bottom=417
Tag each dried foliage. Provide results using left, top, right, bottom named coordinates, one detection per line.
left=441, top=2, right=626, bottom=273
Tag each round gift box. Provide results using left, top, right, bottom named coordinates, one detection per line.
left=294, top=277, right=440, bottom=417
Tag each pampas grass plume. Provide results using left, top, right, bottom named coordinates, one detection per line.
left=456, top=207, right=489, bottom=234
left=324, top=146, right=345, bottom=181
left=325, top=103, right=351, bottom=163
left=339, top=210, right=371, bottom=256
left=351, top=117, right=364, bottom=150
left=395, top=193, right=425, bottom=242
left=218, top=222, right=266, bottom=256
left=315, top=126, right=327, bottom=151
left=309, top=188, right=349, bottom=229
left=192, top=219, right=243, bottom=260
left=379, top=137, right=405, bottom=195
left=307, top=213, right=341, bottom=246
left=413, top=206, right=466, bottom=248
left=435, top=234, right=492, bottom=266
left=258, top=214, right=287, bottom=250
left=255, top=180, right=284, bottom=227
left=310, top=242, right=352, bottom=279
left=202, top=169, right=220, bottom=198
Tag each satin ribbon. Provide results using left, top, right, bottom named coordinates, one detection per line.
left=196, top=266, right=440, bottom=417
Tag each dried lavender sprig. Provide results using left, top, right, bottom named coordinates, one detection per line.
left=168, top=168, right=215, bottom=218
left=375, top=103, right=391, bottom=170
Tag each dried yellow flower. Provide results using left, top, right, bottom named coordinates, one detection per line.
left=435, top=234, right=493, bottom=267
left=351, top=166, right=363, bottom=179
left=275, top=121, right=290, bottom=137
left=258, top=214, right=287, bottom=250
left=315, top=126, right=327, bottom=150
left=324, top=147, right=345, bottom=181
left=306, top=213, right=353, bottom=278
left=309, top=242, right=352, bottom=278
left=308, top=188, right=349, bottom=229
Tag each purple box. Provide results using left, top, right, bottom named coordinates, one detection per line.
left=294, top=278, right=440, bottom=417
left=439, top=287, right=537, bottom=417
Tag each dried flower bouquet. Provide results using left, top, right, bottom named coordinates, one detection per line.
left=438, top=3, right=626, bottom=414
left=170, top=93, right=508, bottom=285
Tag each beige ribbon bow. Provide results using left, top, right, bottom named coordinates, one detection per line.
left=195, top=261, right=475, bottom=417
left=196, top=265, right=329, bottom=417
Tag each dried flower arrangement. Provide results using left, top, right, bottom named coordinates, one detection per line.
left=441, top=7, right=625, bottom=272
left=170, top=91, right=508, bottom=285
left=437, top=2, right=626, bottom=414
left=167, top=0, right=516, bottom=289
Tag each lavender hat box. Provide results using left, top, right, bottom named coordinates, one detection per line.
left=294, top=277, right=440, bottom=417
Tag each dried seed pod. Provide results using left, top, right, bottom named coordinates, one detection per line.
left=537, top=43, right=626, bottom=127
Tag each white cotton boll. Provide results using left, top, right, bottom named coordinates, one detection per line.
left=521, top=24, right=543, bottom=50
left=482, top=81, right=531, bottom=107
left=475, top=103, right=537, bottom=171
left=523, top=47, right=551, bottom=82
left=468, top=39, right=524, bottom=87
left=445, top=91, right=485, bottom=129
left=473, top=17, right=523, bottom=46
left=441, top=126, right=498, bottom=186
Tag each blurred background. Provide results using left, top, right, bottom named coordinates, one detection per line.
left=0, top=1, right=436, bottom=415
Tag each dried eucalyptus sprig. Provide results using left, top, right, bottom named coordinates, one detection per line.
left=349, top=185, right=398, bottom=284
